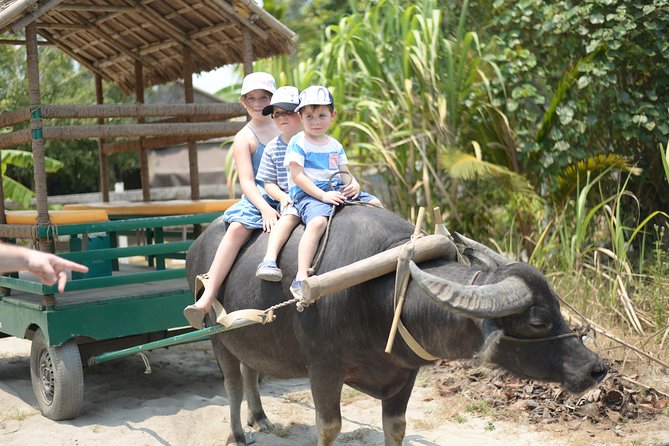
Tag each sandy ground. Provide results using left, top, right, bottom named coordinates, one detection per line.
left=1, top=336, right=667, bottom=446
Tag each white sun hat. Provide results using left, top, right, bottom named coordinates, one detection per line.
left=262, top=86, right=300, bottom=115
left=240, top=72, right=277, bottom=95
left=294, top=85, right=334, bottom=112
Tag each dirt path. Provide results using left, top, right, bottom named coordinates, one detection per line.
left=1, top=337, right=667, bottom=446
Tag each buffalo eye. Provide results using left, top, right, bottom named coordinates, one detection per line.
left=528, top=318, right=553, bottom=333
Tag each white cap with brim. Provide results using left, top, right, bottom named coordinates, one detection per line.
left=294, top=85, right=334, bottom=112
left=262, top=86, right=300, bottom=115
left=241, top=72, right=277, bottom=95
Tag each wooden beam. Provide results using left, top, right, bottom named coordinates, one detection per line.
left=182, top=46, right=200, bottom=200
left=135, top=60, right=150, bottom=202
left=56, top=4, right=136, bottom=13
left=0, top=108, right=30, bottom=128
left=138, top=5, right=209, bottom=62
left=42, top=122, right=245, bottom=140
left=211, top=0, right=268, bottom=40
left=0, top=104, right=247, bottom=129
left=97, top=20, right=239, bottom=69
left=36, top=22, right=90, bottom=30
left=0, top=128, right=31, bottom=149
left=10, top=0, right=66, bottom=33
left=26, top=22, right=51, bottom=255
left=101, top=127, right=242, bottom=154
left=95, top=73, right=110, bottom=202
left=0, top=38, right=54, bottom=45
left=40, top=104, right=246, bottom=119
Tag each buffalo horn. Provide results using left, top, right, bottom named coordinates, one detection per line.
left=409, top=261, right=532, bottom=318
left=453, top=232, right=510, bottom=267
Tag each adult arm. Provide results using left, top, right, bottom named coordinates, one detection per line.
left=0, top=243, right=88, bottom=292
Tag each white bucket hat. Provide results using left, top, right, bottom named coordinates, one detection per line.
left=294, top=85, right=334, bottom=112
left=262, top=86, right=300, bottom=115
left=240, top=72, right=277, bottom=95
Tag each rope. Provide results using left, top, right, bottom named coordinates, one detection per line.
left=307, top=171, right=377, bottom=277
left=263, top=296, right=302, bottom=314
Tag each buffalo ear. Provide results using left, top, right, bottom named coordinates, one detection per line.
left=409, top=261, right=532, bottom=318
left=453, top=232, right=510, bottom=268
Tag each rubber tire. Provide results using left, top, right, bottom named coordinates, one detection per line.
left=30, top=328, right=84, bottom=420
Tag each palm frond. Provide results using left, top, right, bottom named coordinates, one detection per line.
left=553, top=153, right=641, bottom=205
left=2, top=175, right=34, bottom=208
left=443, top=150, right=537, bottom=197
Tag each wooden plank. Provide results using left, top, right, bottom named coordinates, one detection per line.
left=1, top=276, right=189, bottom=307
left=43, top=122, right=244, bottom=139
left=57, top=4, right=137, bottom=13
left=40, top=103, right=245, bottom=119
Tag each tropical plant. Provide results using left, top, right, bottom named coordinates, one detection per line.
left=293, top=0, right=541, bottom=241
left=1, top=149, right=64, bottom=208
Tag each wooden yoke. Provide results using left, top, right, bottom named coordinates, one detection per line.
left=300, top=233, right=457, bottom=304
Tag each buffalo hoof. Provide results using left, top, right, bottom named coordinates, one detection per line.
left=226, top=432, right=250, bottom=446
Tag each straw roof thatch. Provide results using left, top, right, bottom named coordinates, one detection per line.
left=0, top=0, right=296, bottom=93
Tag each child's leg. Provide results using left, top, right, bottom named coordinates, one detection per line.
left=256, top=214, right=301, bottom=281
left=295, top=216, right=328, bottom=281
left=193, top=222, right=252, bottom=311
left=263, top=214, right=301, bottom=262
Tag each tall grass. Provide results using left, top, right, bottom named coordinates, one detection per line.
left=530, top=165, right=668, bottom=337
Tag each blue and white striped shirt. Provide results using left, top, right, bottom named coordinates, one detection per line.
left=283, top=131, right=348, bottom=199
left=256, top=134, right=289, bottom=191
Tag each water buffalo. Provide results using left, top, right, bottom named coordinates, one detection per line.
left=185, top=205, right=607, bottom=446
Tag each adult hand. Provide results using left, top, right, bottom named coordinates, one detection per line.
left=26, top=251, right=89, bottom=293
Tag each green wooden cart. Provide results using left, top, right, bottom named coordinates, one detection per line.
left=0, top=0, right=296, bottom=423
left=0, top=212, right=232, bottom=420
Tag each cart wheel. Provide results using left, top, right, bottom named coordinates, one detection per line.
left=30, top=329, right=84, bottom=420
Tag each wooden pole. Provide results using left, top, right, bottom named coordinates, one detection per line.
left=26, top=23, right=50, bottom=241
left=1, top=104, right=245, bottom=123
left=95, top=73, right=110, bottom=202
left=135, top=61, right=150, bottom=201
left=182, top=46, right=200, bottom=201
left=242, top=27, right=253, bottom=75
left=385, top=208, right=425, bottom=353
left=0, top=122, right=246, bottom=149
left=26, top=22, right=56, bottom=306
left=301, top=233, right=455, bottom=304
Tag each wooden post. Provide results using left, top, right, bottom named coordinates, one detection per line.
left=182, top=46, right=200, bottom=201
left=385, top=208, right=425, bottom=353
left=242, top=27, right=253, bottom=75
left=96, top=73, right=110, bottom=202
left=135, top=61, right=150, bottom=201
left=26, top=24, right=50, bottom=239
left=26, top=23, right=56, bottom=305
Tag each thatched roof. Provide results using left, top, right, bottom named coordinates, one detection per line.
left=0, top=0, right=296, bottom=93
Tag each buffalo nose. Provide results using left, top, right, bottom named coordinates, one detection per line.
left=591, top=360, right=608, bottom=383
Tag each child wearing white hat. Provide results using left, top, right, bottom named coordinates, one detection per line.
left=184, top=72, right=282, bottom=329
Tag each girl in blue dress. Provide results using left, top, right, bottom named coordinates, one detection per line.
left=184, top=72, right=281, bottom=329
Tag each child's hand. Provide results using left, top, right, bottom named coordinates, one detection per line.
left=321, top=190, right=347, bottom=205
left=260, top=207, right=281, bottom=232
left=342, top=177, right=360, bottom=199
left=279, top=196, right=293, bottom=212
